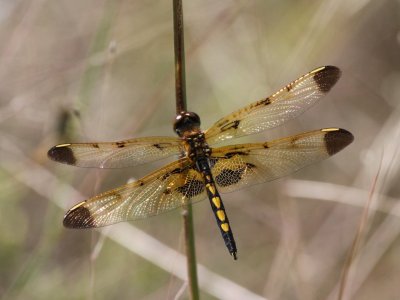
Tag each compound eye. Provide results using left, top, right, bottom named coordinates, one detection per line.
left=173, top=111, right=201, bottom=137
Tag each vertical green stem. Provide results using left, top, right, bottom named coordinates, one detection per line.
left=172, top=1, right=199, bottom=299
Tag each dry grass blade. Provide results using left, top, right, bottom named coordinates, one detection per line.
left=337, top=152, right=383, bottom=300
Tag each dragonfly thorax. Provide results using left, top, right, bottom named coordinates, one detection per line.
left=185, top=132, right=211, bottom=161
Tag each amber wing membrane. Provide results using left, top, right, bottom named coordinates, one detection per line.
left=205, top=66, right=341, bottom=145
left=63, top=158, right=207, bottom=228
left=48, top=137, right=183, bottom=168
left=209, top=128, right=353, bottom=193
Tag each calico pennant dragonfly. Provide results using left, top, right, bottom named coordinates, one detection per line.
left=48, top=66, right=353, bottom=260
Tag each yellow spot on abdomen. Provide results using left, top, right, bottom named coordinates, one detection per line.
left=206, top=183, right=216, bottom=195
left=221, top=223, right=229, bottom=232
left=216, top=210, right=226, bottom=221
left=212, top=197, right=221, bottom=208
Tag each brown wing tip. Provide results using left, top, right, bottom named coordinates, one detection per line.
left=323, top=128, right=354, bottom=156
left=63, top=204, right=96, bottom=228
left=313, top=66, right=341, bottom=93
left=48, top=144, right=76, bottom=165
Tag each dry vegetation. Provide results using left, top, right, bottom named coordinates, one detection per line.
left=1, top=1, right=399, bottom=299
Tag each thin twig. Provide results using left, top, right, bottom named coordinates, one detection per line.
left=172, top=1, right=199, bottom=299
left=337, top=152, right=383, bottom=300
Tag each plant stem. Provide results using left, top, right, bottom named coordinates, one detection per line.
left=172, top=1, right=199, bottom=299
left=182, top=202, right=199, bottom=300
left=173, top=0, right=187, bottom=114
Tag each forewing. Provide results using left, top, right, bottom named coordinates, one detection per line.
left=210, top=128, right=353, bottom=193
left=48, top=136, right=183, bottom=168
left=205, top=66, right=341, bottom=145
left=63, top=158, right=207, bottom=228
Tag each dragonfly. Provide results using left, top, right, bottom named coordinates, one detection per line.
left=48, top=66, right=353, bottom=260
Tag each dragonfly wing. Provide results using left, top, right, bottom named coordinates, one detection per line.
left=210, top=128, right=353, bottom=193
left=205, top=66, right=341, bottom=145
left=48, top=136, right=183, bottom=168
left=63, top=158, right=207, bottom=228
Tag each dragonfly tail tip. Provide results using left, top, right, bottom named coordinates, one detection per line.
left=232, top=252, right=238, bottom=260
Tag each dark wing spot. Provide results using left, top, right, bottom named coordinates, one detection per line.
left=161, top=167, right=182, bottom=180
left=47, top=145, right=76, bottom=165
left=313, top=66, right=341, bottom=93
left=259, top=97, right=271, bottom=106
left=153, top=143, right=170, bottom=150
left=232, top=120, right=240, bottom=129
left=220, top=120, right=240, bottom=132
left=176, top=179, right=204, bottom=197
left=246, top=163, right=256, bottom=169
left=290, top=136, right=301, bottom=146
left=218, top=119, right=229, bottom=126
left=263, top=142, right=269, bottom=148
left=215, top=167, right=246, bottom=187
left=324, top=129, right=354, bottom=156
left=92, top=143, right=99, bottom=148
left=63, top=205, right=95, bottom=228
left=286, top=85, right=292, bottom=92
left=224, top=151, right=249, bottom=159
left=163, top=187, right=172, bottom=195
left=116, top=141, right=125, bottom=148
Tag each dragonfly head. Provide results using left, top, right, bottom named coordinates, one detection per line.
left=174, top=111, right=201, bottom=137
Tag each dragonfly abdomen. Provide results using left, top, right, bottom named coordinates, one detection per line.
left=196, top=158, right=237, bottom=260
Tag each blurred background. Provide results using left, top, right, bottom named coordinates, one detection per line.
left=1, top=0, right=399, bottom=299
